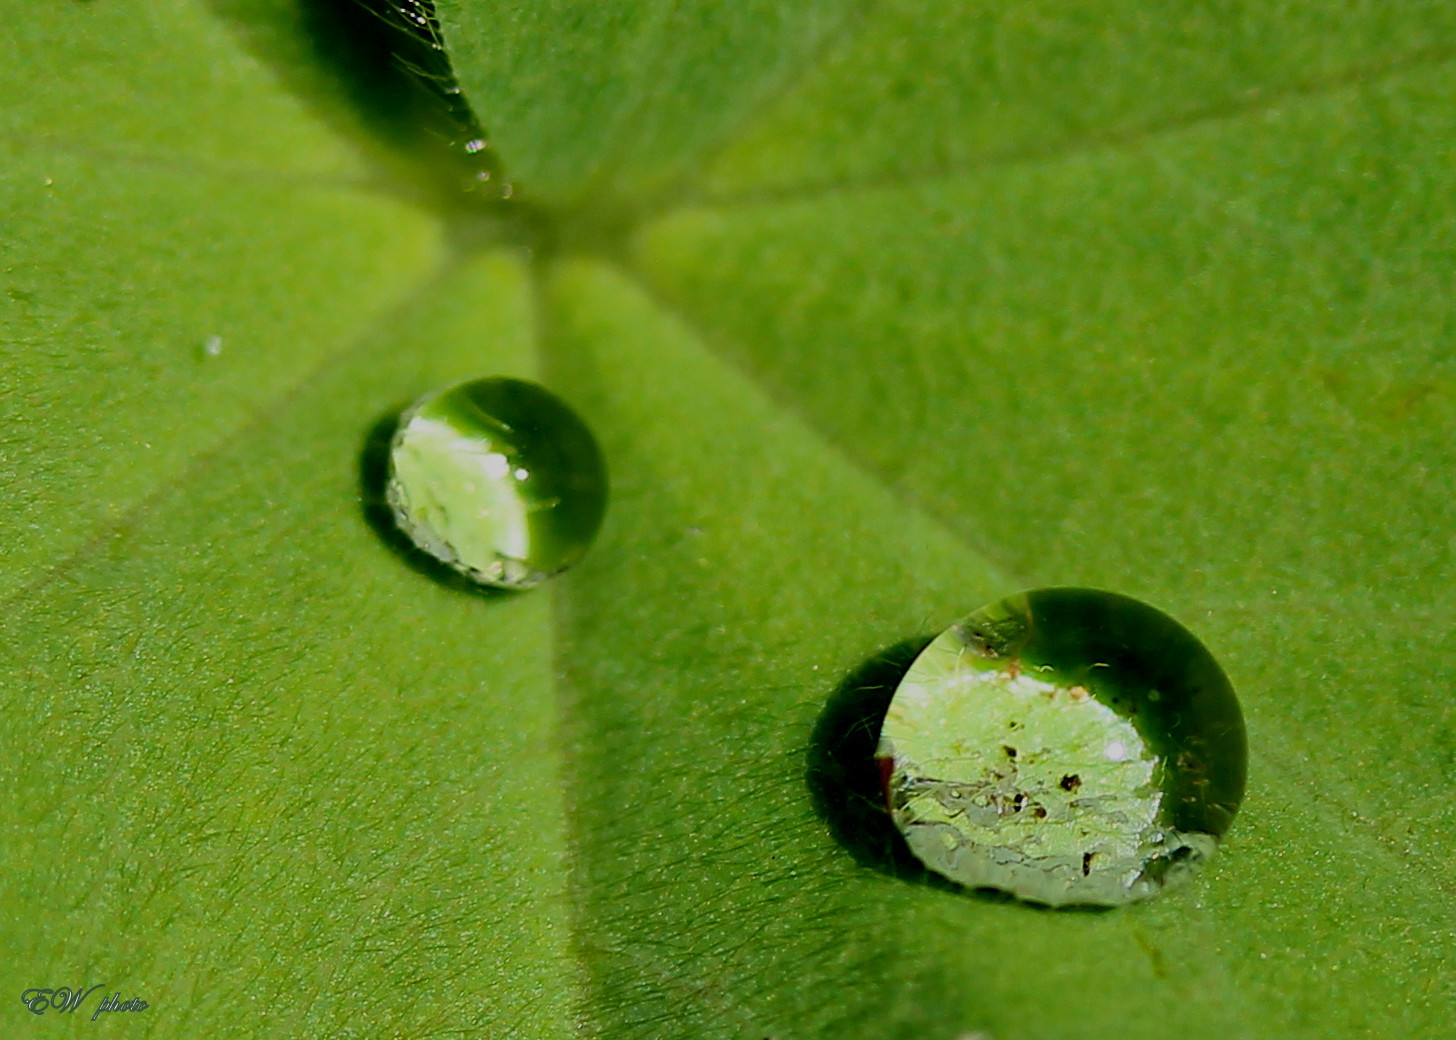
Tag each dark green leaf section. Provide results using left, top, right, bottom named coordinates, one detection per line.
left=214, top=0, right=513, bottom=203
left=702, top=0, right=1456, bottom=200
left=438, top=0, right=861, bottom=206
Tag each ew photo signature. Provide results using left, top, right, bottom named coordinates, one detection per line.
left=21, top=986, right=149, bottom=1021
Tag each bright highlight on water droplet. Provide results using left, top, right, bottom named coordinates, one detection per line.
left=877, top=588, right=1246, bottom=906
left=386, top=377, right=607, bottom=590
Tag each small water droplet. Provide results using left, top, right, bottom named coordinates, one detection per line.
left=385, top=377, right=607, bottom=590
left=202, top=335, right=223, bottom=357
left=463, top=138, right=487, bottom=154
left=877, top=587, right=1246, bottom=907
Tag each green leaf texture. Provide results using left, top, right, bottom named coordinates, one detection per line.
left=2, top=1, right=1453, bottom=1037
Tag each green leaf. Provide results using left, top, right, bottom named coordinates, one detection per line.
left=3, top=1, right=1453, bottom=1037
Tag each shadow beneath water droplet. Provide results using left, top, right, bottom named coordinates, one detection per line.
left=808, top=636, right=1113, bottom=913
left=359, top=406, right=518, bottom=601
left=807, top=636, right=961, bottom=893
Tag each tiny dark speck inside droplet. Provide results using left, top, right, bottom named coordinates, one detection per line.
left=1083, top=852, right=1094, bottom=876
left=1003, top=745, right=1018, bottom=758
left=1060, top=774, right=1082, bottom=791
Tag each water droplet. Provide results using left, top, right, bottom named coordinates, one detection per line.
left=877, top=588, right=1245, bottom=906
left=385, top=377, right=607, bottom=590
left=202, top=335, right=223, bottom=357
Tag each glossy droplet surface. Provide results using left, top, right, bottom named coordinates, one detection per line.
left=878, top=588, right=1245, bottom=906
left=386, top=377, right=607, bottom=589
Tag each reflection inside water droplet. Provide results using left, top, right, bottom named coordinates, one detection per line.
left=877, top=587, right=1245, bottom=906
left=385, top=377, right=607, bottom=590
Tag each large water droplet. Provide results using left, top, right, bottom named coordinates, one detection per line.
left=877, top=588, right=1245, bottom=906
left=386, top=377, right=607, bottom=589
